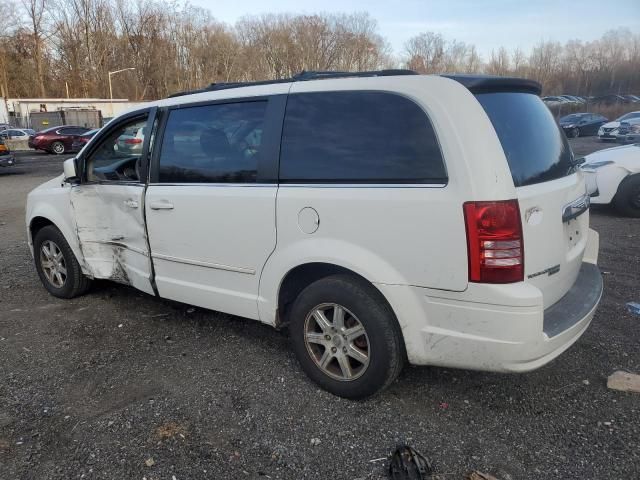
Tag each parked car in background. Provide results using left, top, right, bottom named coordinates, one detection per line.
left=116, top=125, right=147, bottom=154
left=29, top=125, right=92, bottom=154
left=582, top=143, right=640, bottom=217
left=0, top=124, right=10, bottom=131
left=559, top=95, right=585, bottom=104
left=0, top=137, right=16, bottom=167
left=599, top=111, right=640, bottom=141
left=0, top=128, right=36, bottom=140
left=559, top=113, right=608, bottom=138
left=614, top=118, right=640, bottom=144
left=542, top=96, right=570, bottom=107
left=592, top=94, right=633, bottom=106
left=26, top=71, right=602, bottom=399
left=71, top=128, right=100, bottom=152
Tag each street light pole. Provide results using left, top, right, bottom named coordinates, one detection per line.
left=108, top=68, right=135, bottom=117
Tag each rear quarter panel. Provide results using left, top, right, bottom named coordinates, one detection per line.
left=258, top=76, right=518, bottom=324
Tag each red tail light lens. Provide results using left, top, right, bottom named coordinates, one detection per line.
left=124, top=138, right=143, bottom=144
left=463, top=200, right=524, bottom=283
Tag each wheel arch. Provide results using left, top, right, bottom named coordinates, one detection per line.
left=613, top=172, right=640, bottom=216
left=274, top=262, right=403, bottom=339
left=27, top=209, right=87, bottom=275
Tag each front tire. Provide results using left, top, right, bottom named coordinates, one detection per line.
left=51, top=141, right=65, bottom=154
left=34, top=225, right=92, bottom=298
left=613, top=174, right=640, bottom=217
left=289, top=274, right=405, bottom=399
left=571, top=127, right=580, bottom=138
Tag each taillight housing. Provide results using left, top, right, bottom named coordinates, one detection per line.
left=463, top=200, right=524, bottom=283
left=124, top=138, right=143, bottom=145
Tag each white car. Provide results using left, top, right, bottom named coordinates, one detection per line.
left=598, top=111, right=640, bottom=140
left=26, top=71, right=602, bottom=398
left=582, top=143, right=640, bottom=217
left=0, top=128, right=36, bottom=139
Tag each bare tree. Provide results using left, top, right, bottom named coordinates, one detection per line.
left=21, top=0, right=49, bottom=96
left=2, top=0, right=640, bottom=100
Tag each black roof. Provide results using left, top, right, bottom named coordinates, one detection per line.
left=168, top=70, right=542, bottom=98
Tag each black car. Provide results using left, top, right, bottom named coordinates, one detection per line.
left=559, top=113, right=608, bottom=138
left=71, top=128, right=100, bottom=152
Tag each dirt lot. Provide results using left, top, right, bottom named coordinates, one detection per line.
left=1, top=139, right=639, bottom=480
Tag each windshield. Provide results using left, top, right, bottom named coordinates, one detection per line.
left=476, top=92, right=574, bottom=187
left=617, top=112, right=640, bottom=121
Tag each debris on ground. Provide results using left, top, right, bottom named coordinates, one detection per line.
left=0, top=438, right=10, bottom=452
left=388, top=445, right=433, bottom=479
left=607, top=371, right=640, bottom=393
left=466, top=472, right=500, bottom=480
left=310, top=438, right=321, bottom=446
left=626, top=302, right=640, bottom=315
left=145, top=457, right=155, bottom=467
left=154, top=422, right=187, bottom=441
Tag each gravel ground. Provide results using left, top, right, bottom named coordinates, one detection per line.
left=1, top=139, right=639, bottom=480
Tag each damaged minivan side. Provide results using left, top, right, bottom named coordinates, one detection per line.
left=26, top=71, right=603, bottom=399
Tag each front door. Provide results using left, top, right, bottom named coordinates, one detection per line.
left=145, top=95, right=285, bottom=320
left=70, top=110, right=156, bottom=294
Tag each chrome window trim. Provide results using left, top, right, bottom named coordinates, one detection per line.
left=278, top=183, right=447, bottom=189
left=147, top=183, right=446, bottom=188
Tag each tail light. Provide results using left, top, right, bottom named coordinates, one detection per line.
left=463, top=200, right=524, bottom=283
left=124, top=138, right=143, bottom=145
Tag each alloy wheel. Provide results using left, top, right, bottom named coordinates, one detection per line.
left=40, top=240, right=67, bottom=288
left=303, top=303, right=370, bottom=381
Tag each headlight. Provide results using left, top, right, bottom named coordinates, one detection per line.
left=583, top=160, right=615, bottom=169
left=564, top=124, right=575, bottom=128
left=630, top=125, right=640, bottom=133
left=598, top=127, right=604, bottom=134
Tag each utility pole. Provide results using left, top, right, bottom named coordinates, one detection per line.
left=108, top=68, right=135, bottom=117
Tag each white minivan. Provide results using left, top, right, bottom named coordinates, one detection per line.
left=26, top=71, right=603, bottom=398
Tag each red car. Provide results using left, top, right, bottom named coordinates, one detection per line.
left=29, top=125, right=92, bottom=154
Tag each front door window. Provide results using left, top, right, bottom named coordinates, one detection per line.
left=85, top=116, right=148, bottom=182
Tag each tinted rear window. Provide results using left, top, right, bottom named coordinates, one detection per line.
left=476, top=92, right=574, bottom=187
left=280, top=91, right=446, bottom=183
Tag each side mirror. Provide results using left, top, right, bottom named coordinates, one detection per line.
left=63, top=158, right=80, bottom=184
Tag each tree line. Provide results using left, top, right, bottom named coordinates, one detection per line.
left=1, top=0, right=639, bottom=101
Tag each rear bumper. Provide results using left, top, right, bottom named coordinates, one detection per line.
left=377, top=229, right=602, bottom=372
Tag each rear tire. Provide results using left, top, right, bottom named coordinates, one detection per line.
left=34, top=225, right=92, bottom=298
left=289, top=274, right=405, bottom=399
left=571, top=127, right=580, bottom=138
left=613, top=174, right=640, bottom=217
left=51, top=141, right=65, bottom=154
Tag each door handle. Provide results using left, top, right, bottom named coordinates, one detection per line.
left=149, top=200, right=174, bottom=210
left=124, top=199, right=139, bottom=209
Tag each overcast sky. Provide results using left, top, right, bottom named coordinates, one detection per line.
left=192, top=0, right=640, bottom=57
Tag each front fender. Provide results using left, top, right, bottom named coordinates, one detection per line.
left=257, top=238, right=411, bottom=325
left=26, top=182, right=88, bottom=275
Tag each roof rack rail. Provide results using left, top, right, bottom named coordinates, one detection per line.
left=167, top=69, right=418, bottom=98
